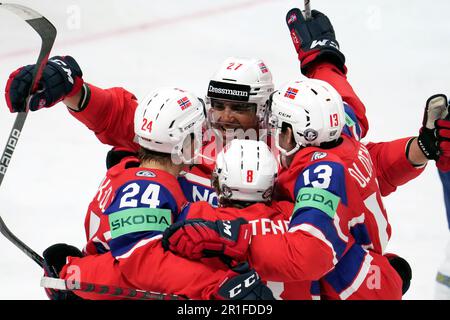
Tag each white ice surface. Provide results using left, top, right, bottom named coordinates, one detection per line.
left=0, top=0, right=449, bottom=299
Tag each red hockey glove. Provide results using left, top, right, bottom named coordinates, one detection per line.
left=417, top=94, right=450, bottom=171
left=213, top=262, right=274, bottom=300
left=162, top=218, right=251, bottom=262
left=286, top=8, right=346, bottom=74
left=5, top=55, right=83, bottom=112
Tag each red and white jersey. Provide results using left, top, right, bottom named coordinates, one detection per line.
left=183, top=200, right=319, bottom=300
left=83, top=157, right=188, bottom=257
left=276, top=135, right=390, bottom=255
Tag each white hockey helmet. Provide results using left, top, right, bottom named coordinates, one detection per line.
left=206, top=57, right=274, bottom=125
left=134, top=87, right=206, bottom=164
left=212, top=139, right=278, bottom=203
left=269, top=79, right=345, bottom=156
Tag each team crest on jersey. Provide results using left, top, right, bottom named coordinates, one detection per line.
left=177, top=97, right=192, bottom=110
left=311, top=152, right=327, bottom=161
left=258, top=62, right=268, bottom=74
left=136, top=170, right=156, bottom=178
left=304, top=128, right=318, bottom=141
left=284, top=87, right=298, bottom=99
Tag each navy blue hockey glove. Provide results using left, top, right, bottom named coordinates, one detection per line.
left=42, top=243, right=83, bottom=300
left=162, top=218, right=251, bottom=262
left=286, top=8, right=346, bottom=74
left=214, top=262, right=275, bottom=300
left=5, top=55, right=84, bottom=112
left=417, top=94, right=450, bottom=171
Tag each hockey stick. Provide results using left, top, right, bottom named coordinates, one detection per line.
left=41, top=277, right=187, bottom=300
left=0, top=5, right=186, bottom=300
left=0, top=3, right=57, bottom=186
left=304, top=0, right=312, bottom=20
left=0, top=216, right=44, bottom=267
left=0, top=216, right=187, bottom=300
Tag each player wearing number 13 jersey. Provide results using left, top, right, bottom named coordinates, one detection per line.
left=262, top=79, right=403, bottom=299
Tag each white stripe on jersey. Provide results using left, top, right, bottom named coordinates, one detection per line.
left=364, top=193, right=389, bottom=254
left=333, top=213, right=349, bottom=243
left=115, top=234, right=163, bottom=260
left=181, top=171, right=212, bottom=187
left=104, top=231, right=112, bottom=241
left=290, top=224, right=338, bottom=266
left=348, top=213, right=365, bottom=228
left=339, top=250, right=374, bottom=300
left=88, top=211, right=100, bottom=240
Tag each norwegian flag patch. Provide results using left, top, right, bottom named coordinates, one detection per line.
left=178, top=97, right=192, bottom=110
left=258, top=62, right=268, bottom=74
left=284, top=87, right=298, bottom=99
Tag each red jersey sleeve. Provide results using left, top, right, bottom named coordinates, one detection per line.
left=307, top=61, right=369, bottom=138
left=68, top=84, right=140, bottom=151
left=248, top=231, right=335, bottom=282
left=365, top=138, right=426, bottom=197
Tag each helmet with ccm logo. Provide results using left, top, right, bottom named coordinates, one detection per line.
left=212, top=139, right=278, bottom=203
left=206, top=57, right=274, bottom=126
left=269, top=78, right=345, bottom=156
left=134, top=87, right=206, bottom=164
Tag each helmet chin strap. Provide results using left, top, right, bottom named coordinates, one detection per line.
left=274, top=127, right=301, bottom=161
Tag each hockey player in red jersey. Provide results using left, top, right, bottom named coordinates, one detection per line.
left=165, top=139, right=319, bottom=300
left=41, top=87, right=274, bottom=300
left=4, top=52, right=434, bottom=206
left=164, top=80, right=406, bottom=299
left=5, top=9, right=450, bottom=300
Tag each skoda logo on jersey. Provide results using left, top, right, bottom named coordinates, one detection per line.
left=136, top=170, right=156, bottom=178
left=303, top=129, right=318, bottom=142
left=311, top=152, right=327, bottom=161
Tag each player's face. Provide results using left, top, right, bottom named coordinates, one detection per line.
left=209, top=99, right=258, bottom=137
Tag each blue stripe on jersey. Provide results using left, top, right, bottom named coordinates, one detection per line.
left=294, top=161, right=348, bottom=206
left=310, top=281, right=321, bottom=296
left=93, top=242, right=109, bottom=254
left=323, top=243, right=367, bottom=294
left=290, top=208, right=347, bottom=259
left=350, top=223, right=372, bottom=246
left=110, top=231, right=162, bottom=257
left=176, top=202, right=191, bottom=223
left=104, top=180, right=179, bottom=258
left=178, top=176, right=218, bottom=207
left=342, top=103, right=362, bottom=141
